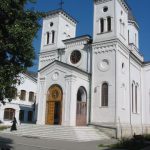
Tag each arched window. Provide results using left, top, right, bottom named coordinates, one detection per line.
left=100, top=18, right=104, bottom=33
left=132, top=83, right=134, bottom=113
left=46, top=32, right=50, bottom=44
left=20, top=90, right=26, bottom=101
left=4, top=108, right=15, bottom=120
left=107, top=17, right=111, bottom=32
left=76, top=86, right=87, bottom=126
left=135, top=85, right=138, bottom=113
left=101, top=83, right=108, bottom=106
left=5, top=87, right=17, bottom=99
left=51, top=30, right=55, bottom=44
left=77, top=87, right=87, bottom=102
left=29, top=92, right=34, bottom=102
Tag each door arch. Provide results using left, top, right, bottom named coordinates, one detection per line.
left=46, top=84, right=63, bottom=125
left=76, top=86, right=87, bottom=126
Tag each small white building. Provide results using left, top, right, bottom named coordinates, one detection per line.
left=32, top=0, right=150, bottom=138
left=0, top=72, right=37, bottom=125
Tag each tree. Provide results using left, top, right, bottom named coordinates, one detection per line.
left=0, top=0, right=42, bottom=103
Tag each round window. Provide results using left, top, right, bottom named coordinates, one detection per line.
left=70, top=50, right=81, bottom=64
left=50, top=22, right=54, bottom=27
left=103, top=6, right=108, bottom=12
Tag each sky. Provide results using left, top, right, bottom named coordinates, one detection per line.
left=26, top=0, right=150, bottom=72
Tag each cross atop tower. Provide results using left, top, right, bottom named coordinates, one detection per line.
left=59, top=0, right=64, bottom=9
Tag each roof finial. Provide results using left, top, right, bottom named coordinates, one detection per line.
left=59, top=0, right=64, bottom=9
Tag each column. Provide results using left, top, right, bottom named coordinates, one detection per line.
left=37, top=77, right=46, bottom=124
left=64, top=75, right=77, bottom=126
left=104, top=18, right=108, bottom=32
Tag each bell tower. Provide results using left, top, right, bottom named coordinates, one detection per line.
left=39, top=10, right=77, bottom=70
left=40, top=10, right=77, bottom=53
left=93, top=0, right=128, bottom=45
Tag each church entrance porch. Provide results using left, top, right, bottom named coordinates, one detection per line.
left=46, top=85, right=62, bottom=125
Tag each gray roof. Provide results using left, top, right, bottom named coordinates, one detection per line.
left=45, top=9, right=77, bottom=24
left=63, top=35, right=92, bottom=44
left=25, top=71, right=38, bottom=81
left=128, top=9, right=137, bottom=23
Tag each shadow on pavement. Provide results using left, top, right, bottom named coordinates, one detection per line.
left=0, top=136, right=13, bottom=150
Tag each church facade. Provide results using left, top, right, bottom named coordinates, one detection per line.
left=36, top=0, right=150, bottom=137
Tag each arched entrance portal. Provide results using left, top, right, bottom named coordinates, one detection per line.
left=46, top=85, right=63, bottom=125
left=76, top=86, right=87, bottom=126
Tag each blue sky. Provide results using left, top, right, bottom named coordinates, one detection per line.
left=27, top=0, right=150, bottom=72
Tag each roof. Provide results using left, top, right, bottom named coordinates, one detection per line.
left=45, top=9, right=77, bottom=24
left=39, top=60, right=91, bottom=76
left=143, top=61, right=150, bottom=65
left=63, top=35, right=92, bottom=44
left=128, top=9, right=139, bottom=28
left=24, top=71, right=38, bottom=82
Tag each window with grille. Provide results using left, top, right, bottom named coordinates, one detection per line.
left=4, top=108, right=15, bottom=120
left=70, top=50, right=81, bottom=64
left=29, top=92, right=34, bottom=102
left=20, top=90, right=26, bottom=101
left=5, top=87, right=17, bottom=99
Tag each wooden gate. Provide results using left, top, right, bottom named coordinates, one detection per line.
left=76, top=102, right=87, bottom=126
left=46, top=85, right=62, bottom=125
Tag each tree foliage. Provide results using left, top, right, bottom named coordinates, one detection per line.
left=0, top=0, right=42, bottom=103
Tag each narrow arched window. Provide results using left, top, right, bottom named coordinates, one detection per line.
left=135, top=85, right=138, bottom=113
left=107, top=17, right=111, bottom=32
left=52, top=30, right=55, bottom=43
left=20, top=90, right=26, bottom=101
left=101, top=83, right=108, bottom=106
left=132, top=83, right=134, bottom=112
left=46, top=32, right=50, bottom=44
left=100, top=18, right=104, bottom=33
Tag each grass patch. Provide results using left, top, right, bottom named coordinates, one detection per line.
left=0, top=126, right=10, bottom=131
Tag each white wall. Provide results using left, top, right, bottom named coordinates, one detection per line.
left=0, top=73, right=37, bottom=125
left=142, top=64, right=150, bottom=125
left=116, top=45, right=130, bottom=124
left=128, top=23, right=139, bottom=48
left=91, top=42, right=116, bottom=124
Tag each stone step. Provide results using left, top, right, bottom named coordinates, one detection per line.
left=2, top=124, right=110, bottom=142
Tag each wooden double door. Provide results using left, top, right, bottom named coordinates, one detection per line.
left=76, top=102, right=87, bottom=126
left=46, top=85, right=62, bottom=125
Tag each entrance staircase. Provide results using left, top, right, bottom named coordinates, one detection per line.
left=1, top=124, right=110, bottom=142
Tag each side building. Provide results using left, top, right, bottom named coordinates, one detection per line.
left=0, top=72, right=37, bottom=125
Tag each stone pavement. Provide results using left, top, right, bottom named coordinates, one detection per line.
left=0, top=133, right=117, bottom=150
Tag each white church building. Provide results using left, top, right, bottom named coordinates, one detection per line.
left=36, top=0, right=150, bottom=137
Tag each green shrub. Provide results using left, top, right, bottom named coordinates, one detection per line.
left=110, top=137, right=148, bottom=150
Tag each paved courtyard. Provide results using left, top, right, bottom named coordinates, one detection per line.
left=0, top=133, right=117, bottom=150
